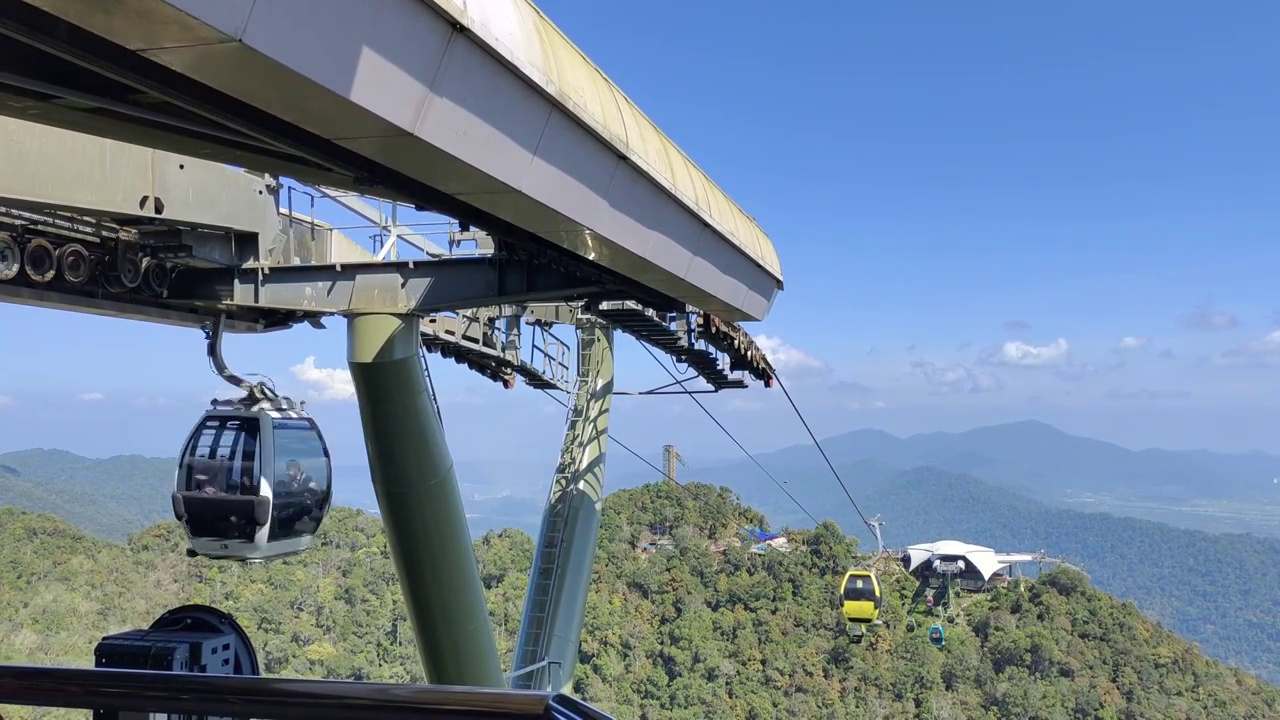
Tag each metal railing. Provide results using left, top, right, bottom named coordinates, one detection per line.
left=0, top=664, right=613, bottom=720
left=279, top=183, right=494, bottom=262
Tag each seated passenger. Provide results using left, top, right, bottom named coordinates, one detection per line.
left=283, top=459, right=320, bottom=495
left=191, top=460, right=222, bottom=495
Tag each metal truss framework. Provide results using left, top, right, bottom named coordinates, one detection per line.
left=0, top=115, right=774, bottom=394
left=0, top=117, right=778, bottom=694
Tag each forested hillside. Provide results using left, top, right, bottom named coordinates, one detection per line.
left=0, top=449, right=173, bottom=539
left=1, top=482, right=1276, bottom=720
left=6, top=446, right=1280, bottom=685
left=861, top=466, right=1280, bottom=684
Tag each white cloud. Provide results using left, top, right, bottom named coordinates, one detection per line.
left=755, top=335, right=828, bottom=374
left=828, top=379, right=873, bottom=396
left=1209, top=330, right=1280, bottom=367
left=76, top=392, right=105, bottom=402
left=1117, top=336, right=1151, bottom=350
left=291, top=356, right=356, bottom=401
left=0, top=395, right=12, bottom=407
left=980, top=338, right=1070, bottom=367
left=1107, top=388, right=1192, bottom=401
left=909, top=360, right=1003, bottom=394
left=1178, top=302, right=1238, bottom=332
left=847, top=400, right=888, bottom=410
left=131, top=396, right=176, bottom=408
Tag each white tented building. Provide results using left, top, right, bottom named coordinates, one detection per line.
left=901, top=540, right=1038, bottom=588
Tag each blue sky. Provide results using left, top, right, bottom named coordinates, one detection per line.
left=1, top=1, right=1279, bottom=484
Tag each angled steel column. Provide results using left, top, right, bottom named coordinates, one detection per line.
left=510, top=317, right=614, bottom=692
left=347, top=313, right=503, bottom=688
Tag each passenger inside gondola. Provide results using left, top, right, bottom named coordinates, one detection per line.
left=191, top=459, right=221, bottom=495
left=268, top=418, right=332, bottom=541
left=282, top=459, right=319, bottom=494
left=177, top=417, right=262, bottom=543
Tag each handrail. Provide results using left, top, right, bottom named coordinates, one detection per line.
left=0, top=664, right=604, bottom=720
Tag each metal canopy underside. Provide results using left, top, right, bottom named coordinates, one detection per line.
left=168, top=257, right=627, bottom=316
left=0, top=114, right=774, bottom=391
left=0, top=0, right=783, bottom=321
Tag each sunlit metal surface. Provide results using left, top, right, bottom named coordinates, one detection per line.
left=0, top=664, right=613, bottom=719
left=0, top=0, right=782, bottom=320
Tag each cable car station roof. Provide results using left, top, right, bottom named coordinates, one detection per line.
left=0, top=115, right=776, bottom=392
left=904, top=540, right=1020, bottom=583
left=0, top=0, right=782, bottom=322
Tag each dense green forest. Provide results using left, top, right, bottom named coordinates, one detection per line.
left=844, top=467, right=1280, bottom=684
left=691, top=459, right=1280, bottom=685
left=5, top=446, right=1280, bottom=686
left=1, top=482, right=1277, bottom=719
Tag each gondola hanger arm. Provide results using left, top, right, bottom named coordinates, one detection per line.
left=203, top=314, right=280, bottom=404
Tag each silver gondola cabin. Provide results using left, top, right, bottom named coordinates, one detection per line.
left=171, top=316, right=333, bottom=561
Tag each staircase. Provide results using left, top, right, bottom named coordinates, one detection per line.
left=510, top=384, right=588, bottom=689
left=421, top=311, right=570, bottom=391
left=591, top=302, right=746, bottom=390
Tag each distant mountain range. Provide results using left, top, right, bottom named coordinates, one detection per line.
left=645, top=419, right=1280, bottom=538
left=0, top=450, right=550, bottom=542
left=7, top=419, right=1280, bottom=543
left=0, top=449, right=175, bottom=540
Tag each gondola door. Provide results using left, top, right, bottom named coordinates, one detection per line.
left=174, top=412, right=273, bottom=560
left=263, top=414, right=333, bottom=557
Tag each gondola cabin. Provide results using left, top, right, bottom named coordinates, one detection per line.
left=171, top=397, right=332, bottom=561
left=840, top=569, right=883, bottom=625
left=928, top=623, right=946, bottom=648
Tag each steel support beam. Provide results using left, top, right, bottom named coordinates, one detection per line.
left=347, top=313, right=503, bottom=688
left=169, top=258, right=621, bottom=316
left=511, top=318, right=614, bottom=692
left=0, top=116, right=281, bottom=252
left=0, top=282, right=270, bottom=332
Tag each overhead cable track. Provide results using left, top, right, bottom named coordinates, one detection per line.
left=637, top=343, right=820, bottom=527
left=537, top=389, right=775, bottom=548
left=773, top=374, right=877, bottom=536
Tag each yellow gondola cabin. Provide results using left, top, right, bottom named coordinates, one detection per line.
left=840, top=569, right=883, bottom=625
